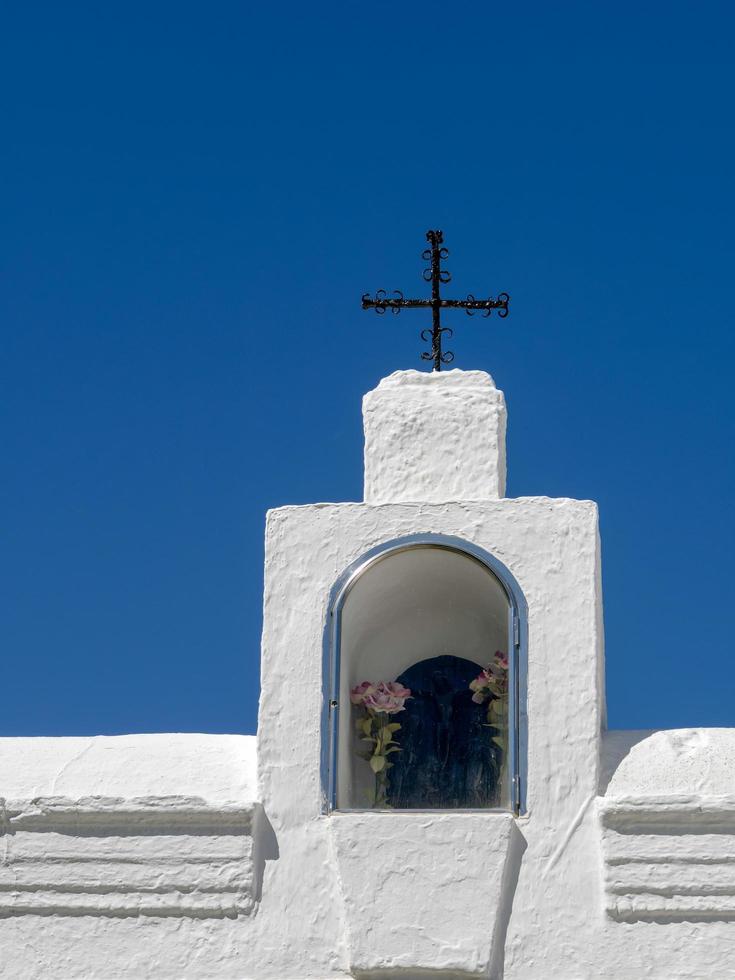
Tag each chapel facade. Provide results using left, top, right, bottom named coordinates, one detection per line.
left=0, top=369, right=733, bottom=979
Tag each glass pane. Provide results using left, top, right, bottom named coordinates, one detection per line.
left=335, top=545, right=511, bottom=810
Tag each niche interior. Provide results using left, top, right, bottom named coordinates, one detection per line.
left=327, top=540, right=520, bottom=812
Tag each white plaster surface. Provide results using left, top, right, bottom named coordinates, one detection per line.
left=363, top=370, right=507, bottom=502
left=605, top=727, right=735, bottom=798
left=599, top=729, right=735, bottom=927
left=0, top=733, right=257, bottom=804
left=259, top=495, right=605, bottom=979
left=331, top=812, right=518, bottom=976
left=0, top=736, right=260, bottom=927
left=1, top=369, right=734, bottom=979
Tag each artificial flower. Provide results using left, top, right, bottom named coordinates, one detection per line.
left=350, top=681, right=376, bottom=705
left=363, top=680, right=411, bottom=714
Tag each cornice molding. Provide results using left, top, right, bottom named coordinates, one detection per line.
left=0, top=796, right=259, bottom=919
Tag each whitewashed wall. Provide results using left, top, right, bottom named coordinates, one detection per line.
left=0, top=370, right=732, bottom=979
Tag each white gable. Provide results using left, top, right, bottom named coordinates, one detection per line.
left=0, top=370, right=732, bottom=980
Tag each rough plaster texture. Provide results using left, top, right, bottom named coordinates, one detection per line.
left=363, top=370, right=507, bottom=502
left=0, top=735, right=260, bottom=925
left=1, top=369, right=734, bottom=979
left=259, top=495, right=604, bottom=979
left=0, top=734, right=257, bottom=803
left=601, top=729, right=735, bottom=924
left=331, top=812, right=518, bottom=976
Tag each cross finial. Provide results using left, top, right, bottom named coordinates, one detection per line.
left=362, top=230, right=510, bottom=370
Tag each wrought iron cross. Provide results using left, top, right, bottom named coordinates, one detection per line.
left=362, top=230, right=509, bottom=371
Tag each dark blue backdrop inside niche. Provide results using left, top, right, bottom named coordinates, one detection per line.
left=387, top=655, right=501, bottom=809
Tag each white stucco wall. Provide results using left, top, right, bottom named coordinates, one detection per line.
left=259, top=493, right=603, bottom=979
left=363, top=370, right=507, bottom=502
left=0, top=735, right=263, bottom=975
left=1, top=369, right=733, bottom=979
left=0, top=733, right=257, bottom=803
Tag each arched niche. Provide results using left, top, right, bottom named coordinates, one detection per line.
left=324, top=537, right=525, bottom=813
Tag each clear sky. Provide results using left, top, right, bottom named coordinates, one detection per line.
left=2, top=3, right=734, bottom=736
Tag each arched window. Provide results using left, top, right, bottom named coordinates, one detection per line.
left=323, top=535, right=526, bottom=813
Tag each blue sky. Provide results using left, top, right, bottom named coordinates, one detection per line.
left=2, top=3, right=734, bottom=735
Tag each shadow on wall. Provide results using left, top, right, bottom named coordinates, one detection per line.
left=488, top=819, right=527, bottom=980
left=252, top=805, right=279, bottom=903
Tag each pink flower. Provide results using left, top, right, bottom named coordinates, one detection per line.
left=362, top=680, right=411, bottom=714
left=494, top=650, right=509, bottom=671
left=384, top=681, right=411, bottom=701
left=469, top=671, right=492, bottom=703
left=350, top=681, right=375, bottom=706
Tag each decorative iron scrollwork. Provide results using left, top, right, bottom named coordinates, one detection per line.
left=361, top=230, right=510, bottom=371
left=361, top=289, right=405, bottom=315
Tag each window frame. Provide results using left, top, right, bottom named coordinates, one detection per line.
left=321, top=533, right=527, bottom=815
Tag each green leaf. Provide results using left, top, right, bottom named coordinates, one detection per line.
left=385, top=745, right=401, bottom=754
left=492, top=736, right=506, bottom=749
left=370, top=755, right=386, bottom=773
left=386, top=723, right=401, bottom=734
left=490, top=699, right=507, bottom=718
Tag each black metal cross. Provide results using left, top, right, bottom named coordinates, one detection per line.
left=362, top=230, right=509, bottom=371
